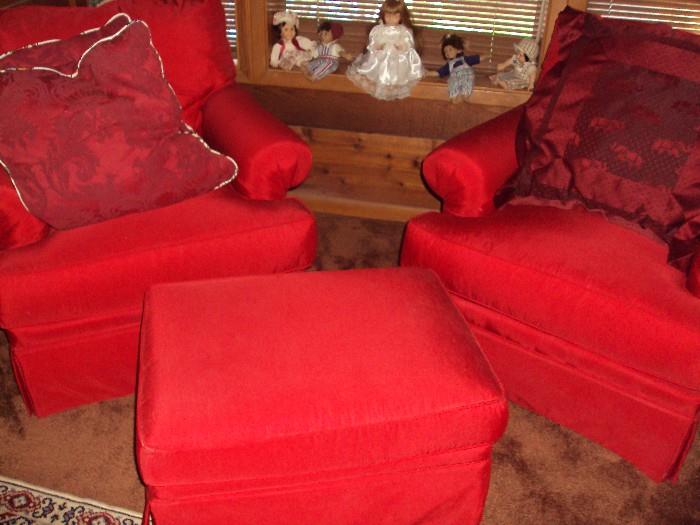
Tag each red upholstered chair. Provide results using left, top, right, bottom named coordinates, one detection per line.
left=0, top=1, right=316, bottom=416
left=401, top=9, right=700, bottom=482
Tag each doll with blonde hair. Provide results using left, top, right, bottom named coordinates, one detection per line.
left=346, top=0, right=424, bottom=100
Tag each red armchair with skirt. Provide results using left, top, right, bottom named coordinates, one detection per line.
left=401, top=8, right=700, bottom=482
left=0, top=0, right=316, bottom=416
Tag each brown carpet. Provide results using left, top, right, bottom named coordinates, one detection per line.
left=1, top=212, right=699, bottom=524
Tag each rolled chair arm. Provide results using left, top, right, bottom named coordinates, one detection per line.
left=423, top=105, right=524, bottom=217
left=201, top=84, right=312, bottom=200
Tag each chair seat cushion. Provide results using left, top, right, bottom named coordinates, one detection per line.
left=402, top=205, right=700, bottom=391
left=137, top=268, right=507, bottom=487
left=0, top=188, right=316, bottom=330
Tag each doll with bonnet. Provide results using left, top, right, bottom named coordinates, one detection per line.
left=270, top=11, right=314, bottom=71
left=490, top=38, right=539, bottom=90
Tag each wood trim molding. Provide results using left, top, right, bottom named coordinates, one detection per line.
left=543, top=0, right=589, bottom=53
left=235, top=0, right=269, bottom=82
left=238, top=68, right=531, bottom=107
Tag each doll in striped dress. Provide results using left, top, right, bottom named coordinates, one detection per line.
left=304, top=21, right=353, bottom=81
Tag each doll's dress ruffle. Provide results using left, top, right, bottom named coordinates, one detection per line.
left=346, top=24, right=424, bottom=100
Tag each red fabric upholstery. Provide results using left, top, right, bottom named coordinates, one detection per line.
left=0, top=0, right=235, bottom=132
left=0, top=15, right=236, bottom=229
left=509, top=8, right=700, bottom=270
left=202, top=84, right=312, bottom=200
left=137, top=268, right=507, bottom=524
left=689, top=254, right=700, bottom=297
left=401, top=10, right=700, bottom=480
left=116, top=0, right=235, bottom=132
left=422, top=105, right=522, bottom=217
left=3, top=189, right=316, bottom=416
left=403, top=207, right=700, bottom=390
left=401, top=207, right=700, bottom=481
left=0, top=2, right=315, bottom=416
left=0, top=3, right=119, bottom=52
left=0, top=172, right=50, bottom=250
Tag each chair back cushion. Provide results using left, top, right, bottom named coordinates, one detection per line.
left=117, top=0, right=235, bottom=131
left=0, top=3, right=119, bottom=52
left=508, top=8, right=700, bottom=270
left=0, top=0, right=235, bottom=131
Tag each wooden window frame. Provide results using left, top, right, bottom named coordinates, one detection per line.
left=235, top=0, right=589, bottom=107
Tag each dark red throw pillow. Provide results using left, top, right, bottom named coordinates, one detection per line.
left=0, top=14, right=237, bottom=230
left=689, top=254, right=700, bottom=297
left=509, top=8, right=700, bottom=270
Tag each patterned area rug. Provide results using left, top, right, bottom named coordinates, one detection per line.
left=0, top=477, right=141, bottom=525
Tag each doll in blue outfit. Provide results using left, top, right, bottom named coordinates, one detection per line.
left=428, top=33, right=480, bottom=103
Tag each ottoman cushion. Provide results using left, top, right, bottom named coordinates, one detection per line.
left=136, top=268, right=507, bottom=523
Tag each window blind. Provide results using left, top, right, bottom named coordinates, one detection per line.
left=587, top=1, right=700, bottom=35
left=221, top=0, right=237, bottom=55
left=267, top=0, right=549, bottom=70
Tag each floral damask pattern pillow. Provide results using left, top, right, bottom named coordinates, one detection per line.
left=509, top=8, right=700, bottom=270
left=0, top=13, right=237, bottom=230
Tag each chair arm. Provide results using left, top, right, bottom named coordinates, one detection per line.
left=201, top=84, right=312, bottom=200
left=689, top=251, right=700, bottom=298
left=423, top=105, right=524, bottom=217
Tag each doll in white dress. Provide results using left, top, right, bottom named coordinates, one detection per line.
left=346, top=0, right=424, bottom=100
left=304, top=21, right=353, bottom=81
left=270, top=11, right=313, bottom=71
left=490, top=38, right=539, bottom=91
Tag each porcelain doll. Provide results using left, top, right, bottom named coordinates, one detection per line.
left=270, top=11, right=313, bottom=71
left=490, top=38, right=539, bottom=91
left=346, top=0, right=424, bottom=100
left=427, top=33, right=480, bottom=103
left=303, top=21, right=353, bottom=81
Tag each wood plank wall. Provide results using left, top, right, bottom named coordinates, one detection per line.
left=245, top=85, right=515, bottom=221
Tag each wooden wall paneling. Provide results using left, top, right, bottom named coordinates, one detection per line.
left=234, top=0, right=269, bottom=82
left=243, top=85, right=514, bottom=140
left=233, top=1, right=538, bottom=220
left=289, top=126, right=442, bottom=221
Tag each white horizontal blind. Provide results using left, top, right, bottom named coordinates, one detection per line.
left=221, top=0, right=238, bottom=55
left=587, top=1, right=700, bottom=35
left=269, top=1, right=549, bottom=68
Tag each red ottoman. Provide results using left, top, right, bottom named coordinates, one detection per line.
left=136, top=268, right=507, bottom=525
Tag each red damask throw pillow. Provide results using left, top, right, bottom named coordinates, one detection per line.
left=0, top=14, right=237, bottom=230
left=508, top=8, right=700, bottom=270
